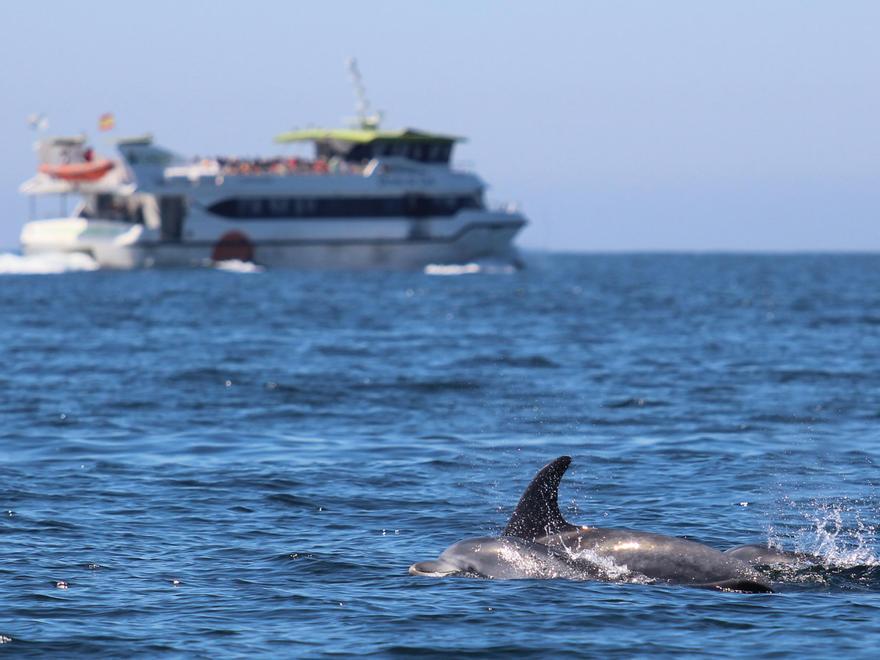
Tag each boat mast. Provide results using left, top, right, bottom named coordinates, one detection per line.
left=346, top=57, right=382, bottom=130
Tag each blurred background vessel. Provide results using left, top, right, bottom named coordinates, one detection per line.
left=17, top=61, right=527, bottom=270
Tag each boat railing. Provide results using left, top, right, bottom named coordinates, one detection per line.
left=167, top=156, right=370, bottom=179
left=489, top=199, right=522, bottom=214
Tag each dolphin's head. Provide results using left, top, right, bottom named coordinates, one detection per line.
left=408, top=559, right=460, bottom=576
left=409, top=536, right=498, bottom=577
left=409, top=536, right=590, bottom=580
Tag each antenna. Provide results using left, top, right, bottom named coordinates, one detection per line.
left=27, top=113, right=49, bottom=132
left=346, top=57, right=382, bottom=130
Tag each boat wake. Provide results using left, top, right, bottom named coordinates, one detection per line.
left=0, top=251, right=99, bottom=275
left=212, top=259, right=265, bottom=273
left=424, top=260, right=518, bottom=276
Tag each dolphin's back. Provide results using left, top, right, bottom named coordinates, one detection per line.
left=541, top=527, right=771, bottom=591
left=725, top=543, right=815, bottom=566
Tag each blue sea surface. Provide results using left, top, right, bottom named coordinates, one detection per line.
left=1, top=253, right=880, bottom=656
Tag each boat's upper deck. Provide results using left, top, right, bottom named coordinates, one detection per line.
left=157, top=127, right=466, bottom=182
left=274, top=127, right=463, bottom=165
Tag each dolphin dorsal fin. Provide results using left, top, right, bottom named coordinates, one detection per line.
left=503, top=456, right=574, bottom=540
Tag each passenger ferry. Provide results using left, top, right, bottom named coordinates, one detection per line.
left=19, top=102, right=527, bottom=270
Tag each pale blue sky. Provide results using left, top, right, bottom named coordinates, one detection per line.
left=1, top=0, right=878, bottom=251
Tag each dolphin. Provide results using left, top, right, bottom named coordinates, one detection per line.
left=506, top=456, right=772, bottom=592
left=410, top=456, right=772, bottom=593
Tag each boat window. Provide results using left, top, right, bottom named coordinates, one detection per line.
left=206, top=194, right=481, bottom=219
left=237, top=198, right=264, bottom=216
left=268, top=198, right=289, bottom=215
left=80, top=194, right=145, bottom=223
left=382, top=198, right=404, bottom=214
left=301, top=198, right=317, bottom=215
left=159, top=195, right=187, bottom=241
left=462, top=192, right=484, bottom=209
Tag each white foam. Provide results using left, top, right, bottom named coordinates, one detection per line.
left=213, top=259, right=264, bottom=273
left=424, top=263, right=483, bottom=276
left=0, top=251, right=99, bottom=275
left=424, top=260, right=518, bottom=276
left=565, top=547, right=636, bottom=581
left=497, top=542, right=562, bottom=578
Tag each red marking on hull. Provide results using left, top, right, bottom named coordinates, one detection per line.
left=212, top=231, right=254, bottom=262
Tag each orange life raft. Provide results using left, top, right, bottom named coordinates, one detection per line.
left=39, top=159, right=114, bottom=182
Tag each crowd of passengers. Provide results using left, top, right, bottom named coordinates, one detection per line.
left=196, top=156, right=367, bottom=176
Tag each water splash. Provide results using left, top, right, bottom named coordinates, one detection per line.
left=561, top=547, right=654, bottom=584
left=0, top=251, right=98, bottom=275
left=495, top=542, right=566, bottom=578
left=213, top=259, right=264, bottom=273
left=767, top=496, right=879, bottom=569
left=798, top=499, right=878, bottom=566
left=567, top=548, right=632, bottom=580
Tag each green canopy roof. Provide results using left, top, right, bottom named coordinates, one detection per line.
left=274, top=127, right=465, bottom=144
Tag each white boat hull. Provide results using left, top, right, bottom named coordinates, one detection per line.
left=21, top=214, right=525, bottom=270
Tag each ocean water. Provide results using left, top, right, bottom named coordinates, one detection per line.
left=1, top=253, right=879, bottom=657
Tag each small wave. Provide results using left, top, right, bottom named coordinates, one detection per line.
left=276, top=551, right=316, bottom=562
left=397, top=378, right=481, bottom=393
left=352, top=377, right=481, bottom=394
left=500, top=355, right=559, bottom=369
left=773, top=369, right=866, bottom=384
left=0, top=251, right=98, bottom=275
left=169, top=367, right=239, bottom=385
left=604, top=397, right=666, bottom=409
left=453, top=354, right=560, bottom=369
left=213, top=259, right=264, bottom=273
left=265, top=493, right=318, bottom=509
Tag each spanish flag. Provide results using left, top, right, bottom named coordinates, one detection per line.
left=98, top=112, right=115, bottom=131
